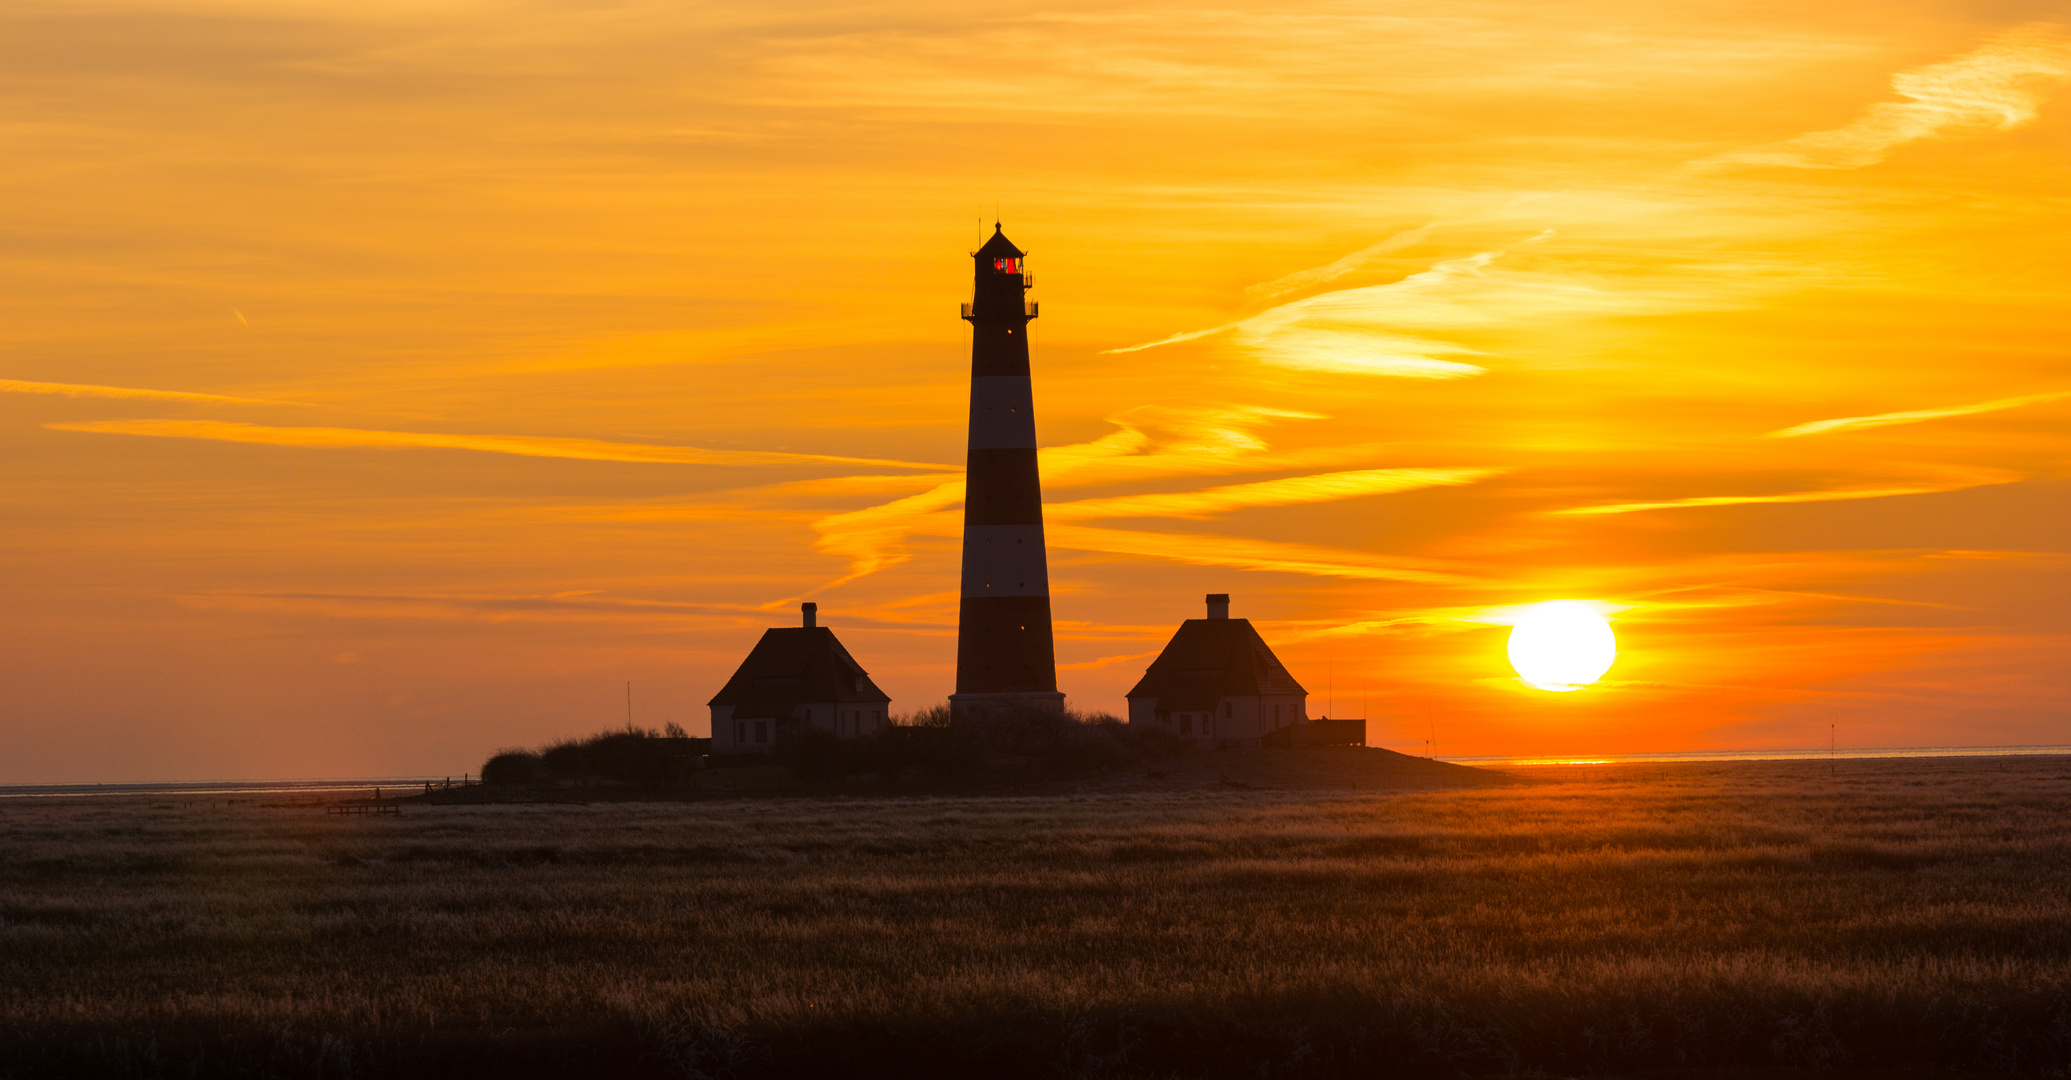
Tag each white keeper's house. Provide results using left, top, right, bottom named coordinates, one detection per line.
left=708, top=603, right=890, bottom=755
left=1127, top=593, right=1350, bottom=750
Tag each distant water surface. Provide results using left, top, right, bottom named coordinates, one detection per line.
left=1437, top=745, right=2071, bottom=766
left=0, top=777, right=451, bottom=799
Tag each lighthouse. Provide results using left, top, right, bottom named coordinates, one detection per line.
left=950, top=225, right=1065, bottom=717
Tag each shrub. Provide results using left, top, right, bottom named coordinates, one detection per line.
left=481, top=751, right=551, bottom=785
left=483, top=726, right=702, bottom=787
left=772, top=702, right=1184, bottom=788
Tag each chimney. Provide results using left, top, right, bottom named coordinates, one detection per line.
left=1206, top=593, right=1230, bottom=620
left=802, top=602, right=818, bottom=628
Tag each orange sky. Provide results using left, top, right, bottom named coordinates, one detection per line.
left=3, top=0, right=2068, bottom=781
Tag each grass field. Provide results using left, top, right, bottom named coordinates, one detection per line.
left=4, top=751, right=2069, bottom=1078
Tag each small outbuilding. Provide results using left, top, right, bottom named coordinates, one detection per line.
left=1126, top=594, right=1317, bottom=749
left=708, top=603, right=891, bottom=755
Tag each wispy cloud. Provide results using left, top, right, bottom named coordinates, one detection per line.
left=1, top=378, right=282, bottom=405
left=1106, top=251, right=1503, bottom=377
left=46, top=419, right=950, bottom=471
left=1048, top=524, right=1473, bottom=583
left=1058, top=650, right=1161, bottom=672
left=810, top=480, right=966, bottom=583
left=173, top=589, right=761, bottom=622
left=1047, top=466, right=1502, bottom=521
left=537, top=474, right=963, bottom=525
left=1037, top=406, right=1399, bottom=488
left=1463, top=599, right=1627, bottom=625
left=1551, top=467, right=2023, bottom=516
left=1767, top=390, right=2071, bottom=437
left=805, top=413, right=1497, bottom=584
left=1706, top=24, right=2071, bottom=169
left=807, top=467, right=1494, bottom=586
left=1245, top=224, right=1439, bottom=300
left=1106, top=237, right=1742, bottom=379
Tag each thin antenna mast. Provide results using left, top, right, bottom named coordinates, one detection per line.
left=626, top=681, right=633, bottom=728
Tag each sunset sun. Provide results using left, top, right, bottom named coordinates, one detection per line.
left=1507, top=601, right=1617, bottom=692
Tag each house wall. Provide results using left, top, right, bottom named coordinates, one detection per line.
left=1218, top=695, right=1259, bottom=747
left=1259, top=696, right=1307, bottom=732
left=710, top=705, right=737, bottom=753
left=1127, top=695, right=1312, bottom=750
left=712, top=700, right=891, bottom=756
left=796, top=701, right=890, bottom=739
left=710, top=706, right=781, bottom=755
left=841, top=702, right=888, bottom=737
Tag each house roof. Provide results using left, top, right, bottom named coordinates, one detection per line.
left=1124, top=618, right=1307, bottom=712
left=707, top=627, right=890, bottom=717
left=974, top=224, right=1025, bottom=261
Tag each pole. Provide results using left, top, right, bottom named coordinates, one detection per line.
left=627, top=681, right=633, bottom=728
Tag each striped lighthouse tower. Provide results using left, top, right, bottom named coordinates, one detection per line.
left=950, top=224, right=1065, bottom=718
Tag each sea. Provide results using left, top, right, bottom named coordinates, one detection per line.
left=1436, top=745, right=2071, bottom=767
left=0, top=777, right=454, bottom=799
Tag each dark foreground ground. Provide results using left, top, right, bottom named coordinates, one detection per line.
left=3, top=753, right=2069, bottom=1079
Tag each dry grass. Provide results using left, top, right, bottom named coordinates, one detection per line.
left=3, top=755, right=2070, bottom=1078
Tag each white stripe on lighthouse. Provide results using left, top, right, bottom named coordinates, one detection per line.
left=959, top=523, right=1051, bottom=597
left=966, top=376, right=1037, bottom=450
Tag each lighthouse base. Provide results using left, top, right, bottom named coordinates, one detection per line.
left=948, top=691, right=1067, bottom=722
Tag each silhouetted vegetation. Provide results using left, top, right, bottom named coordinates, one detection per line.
left=486, top=704, right=1187, bottom=793
left=481, top=725, right=703, bottom=787
left=780, top=702, right=1186, bottom=788
left=5, top=756, right=2071, bottom=1078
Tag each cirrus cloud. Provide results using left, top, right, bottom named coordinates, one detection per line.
left=1704, top=24, right=2071, bottom=170
left=1767, top=389, right=2071, bottom=438
left=45, top=419, right=951, bottom=471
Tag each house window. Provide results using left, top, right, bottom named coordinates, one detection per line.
left=754, top=721, right=768, bottom=743
left=736, top=721, right=746, bottom=744
left=1224, top=702, right=1233, bottom=719
left=1181, top=716, right=1193, bottom=735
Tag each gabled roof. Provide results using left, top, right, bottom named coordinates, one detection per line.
left=707, top=627, right=889, bottom=717
left=974, top=224, right=1025, bottom=260
left=1124, top=619, right=1307, bottom=712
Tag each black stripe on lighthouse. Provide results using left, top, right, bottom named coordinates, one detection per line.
left=953, top=225, right=1060, bottom=706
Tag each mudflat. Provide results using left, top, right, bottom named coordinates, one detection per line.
left=3, top=754, right=2067, bottom=1078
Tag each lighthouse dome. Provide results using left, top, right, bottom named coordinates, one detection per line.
left=974, top=224, right=1025, bottom=263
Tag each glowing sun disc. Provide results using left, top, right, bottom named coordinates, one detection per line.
left=1507, top=601, right=1616, bottom=692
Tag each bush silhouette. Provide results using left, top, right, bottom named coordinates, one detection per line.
left=482, top=726, right=699, bottom=787
left=484, top=705, right=1181, bottom=790
left=481, top=750, right=551, bottom=785
left=773, top=702, right=1183, bottom=788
